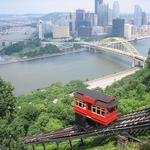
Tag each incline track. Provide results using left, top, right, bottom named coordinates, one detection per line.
left=25, top=108, right=150, bottom=144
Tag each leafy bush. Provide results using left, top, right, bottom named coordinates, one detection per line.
left=0, top=42, right=25, bottom=55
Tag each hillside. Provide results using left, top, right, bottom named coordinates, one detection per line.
left=0, top=50, right=150, bottom=149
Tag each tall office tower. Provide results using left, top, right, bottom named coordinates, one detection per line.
left=102, top=3, right=109, bottom=26
left=75, top=9, right=85, bottom=29
left=85, top=13, right=98, bottom=27
left=108, top=8, right=113, bottom=25
left=112, top=18, right=125, bottom=37
left=95, top=0, right=103, bottom=14
left=134, top=5, right=142, bottom=26
left=142, top=12, right=148, bottom=25
left=124, top=24, right=133, bottom=39
left=44, top=22, right=52, bottom=34
left=52, top=25, right=70, bottom=39
left=113, top=1, right=120, bottom=19
left=38, top=20, right=44, bottom=40
left=78, top=26, right=92, bottom=37
left=67, top=13, right=76, bottom=33
left=93, top=14, right=98, bottom=26
left=97, top=2, right=110, bottom=26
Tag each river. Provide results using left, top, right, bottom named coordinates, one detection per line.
left=0, top=38, right=150, bottom=95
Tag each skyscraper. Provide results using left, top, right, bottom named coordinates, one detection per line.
left=52, top=25, right=70, bottom=39
left=142, top=12, right=148, bottom=25
left=112, top=18, right=125, bottom=37
left=113, top=1, right=120, bottom=19
left=98, top=3, right=109, bottom=26
left=124, top=24, right=133, bottom=39
left=66, top=13, right=76, bottom=33
left=75, top=9, right=85, bottom=30
left=85, top=13, right=98, bottom=27
left=134, top=5, right=142, bottom=26
left=108, top=8, right=113, bottom=25
left=38, top=20, right=44, bottom=40
left=95, top=0, right=103, bottom=14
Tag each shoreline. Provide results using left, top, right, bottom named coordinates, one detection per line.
left=38, top=67, right=140, bottom=97
left=86, top=67, right=141, bottom=90
left=0, top=49, right=87, bottom=65
left=0, top=36, right=150, bottom=66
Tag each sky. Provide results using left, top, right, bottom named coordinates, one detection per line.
left=0, top=0, right=149, bottom=14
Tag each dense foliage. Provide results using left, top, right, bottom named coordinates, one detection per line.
left=146, top=50, right=150, bottom=69
left=0, top=42, right=25, bottom=55
left=0, top=50, right=150, bottom=149
left=0, top=78, right=25, bottom=149
left=0, top=80, right=86, bottom=149
left=0, top=39, right=60, bottom=57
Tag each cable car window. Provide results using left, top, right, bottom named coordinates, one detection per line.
left=79, top=102, right=82, bottom=107
left=75, top=100, right=86, bottom=110
left=92, top=107, right=96, bottom=113
left=101, top=110, right=105, bottom=116
left=88, top=103, right=91, bottom=110
left=97, top=109, right=100, bottom=114
left=92, top=106, right=106, bottom=116
left=76, top=101, right=79, bottom=106
left=82, top=102, right=86, bottom=109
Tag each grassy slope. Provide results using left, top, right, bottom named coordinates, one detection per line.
left=16, top=67, right=150, bottom=149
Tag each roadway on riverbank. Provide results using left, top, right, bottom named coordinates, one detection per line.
left=128, top=35, right=150, bottom=42
left=86, top=67, right=141, bottom=90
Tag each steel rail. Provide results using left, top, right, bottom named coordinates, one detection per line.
left=24, top=108, right=150, bottom=144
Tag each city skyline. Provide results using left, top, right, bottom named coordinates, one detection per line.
left=0, top=0, right=150, bottom=14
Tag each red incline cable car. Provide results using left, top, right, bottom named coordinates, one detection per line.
left=74, top=88, right=118, bottom=128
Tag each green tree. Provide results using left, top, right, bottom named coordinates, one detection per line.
left=146, top=49, right=150, bottom=69
left=20, top=104, right=40, bottom=122
left=0, top=78, right=16, bottom=119
left=0, top=42, right=25, bottom=55
left=136, top=83, right=146, bottom=99
left=0, top=78, right=25, bottom=149
left=64, top=80, right=87, bottom=93
left=143, top=73, right=150, bottom=92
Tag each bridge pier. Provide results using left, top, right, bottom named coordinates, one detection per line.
left=132, top=59, right=136, bottom=68
left=88, top=47, right=96, bottom=53
left=132, top=59, right=145, bottom=68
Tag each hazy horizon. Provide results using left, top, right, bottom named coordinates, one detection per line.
left=0, top=0, right=149, bottom=15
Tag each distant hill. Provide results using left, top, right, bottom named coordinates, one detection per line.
left=40, top=12, right=67, bottom=24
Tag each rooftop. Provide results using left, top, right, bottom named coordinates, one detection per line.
left=75, top=88, right=112, bottom=102
left=74, top=88, right=117, bottom=108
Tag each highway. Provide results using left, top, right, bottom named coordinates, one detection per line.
left=86, top=67, right=140, bottom=89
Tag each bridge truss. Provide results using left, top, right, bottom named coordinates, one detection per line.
left=84, top=37, right=146, bottom=67
left=97, top=37, right=140, bottom=56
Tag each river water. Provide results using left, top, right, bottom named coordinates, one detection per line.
left=0, top=38, right=150, bottom=95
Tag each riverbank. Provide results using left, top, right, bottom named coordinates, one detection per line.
left=1, top=36, right=149, bottom=66
left=43, top=67, right=140, bottom=96
left=86, top=67, right=141, bottom=89
left=0, top=49, right=87, bottom=65
left=1, top=37, right=149, bottom=95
